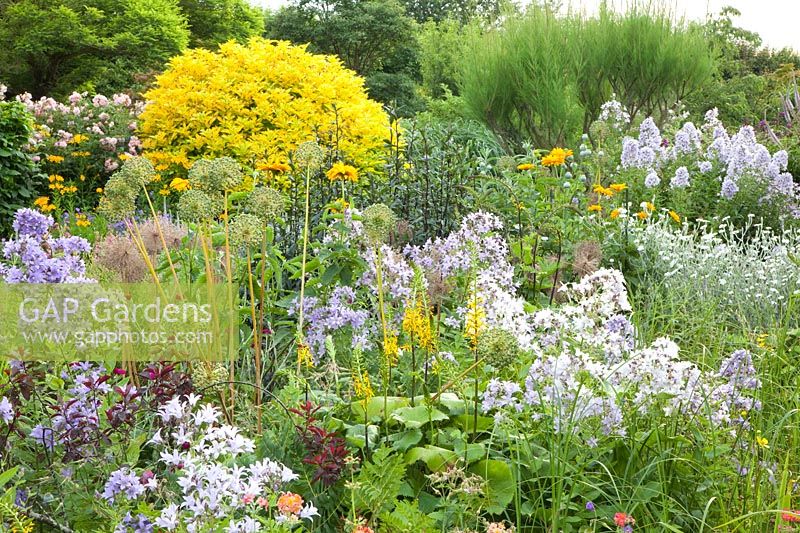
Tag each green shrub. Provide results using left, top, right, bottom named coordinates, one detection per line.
left=0, top=100, right=41, bottom=233
left=461, top=5, right=713, bottom=149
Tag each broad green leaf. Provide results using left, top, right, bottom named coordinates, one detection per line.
left=391, top=405, right=449, bottom=429
left=405, top=445, right=457, bottom=471
left=468, top=459, right=515, bottom=514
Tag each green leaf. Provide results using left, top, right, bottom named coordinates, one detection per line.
left=405, top=445, right=458, bottom=471
left=126, top=433, right=147, bottom=464
left=391, top=405, right=449, bottom=429
left=0, top=466, right=19, bottom=488
left=346, top=423, right=379, bottom=449
left=468, top=459, right=515, bottom=514
left=351, top=396, right=409, bottom=421
left=389, top=429, right=423, bottom=452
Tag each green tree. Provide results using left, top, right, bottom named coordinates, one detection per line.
left=268, top=0, right=423, bottom=115
left=398, top=0, right=509, bottom=24
left=0, top=0, right=189, bottom=97
left=177, top=0, right=264, bottom=49
left=418, top=18, right=481, bottom=98
left=683, top=6, right=800, bottom=124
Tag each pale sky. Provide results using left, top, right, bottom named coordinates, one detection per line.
left=250, top=0, right=800, bottom=53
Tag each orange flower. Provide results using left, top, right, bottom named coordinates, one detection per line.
left=326, top=161, right=359, bottom=183
left=609, top=183, right=627, bottom=192
left=588, top=204, right=602, bottom=212
left=541, top=147, right=573, bottom=167
left=277, top=492, right=304, bottom=515
left=258, top=161, right=291, bottom=173
left=517, top=163, right=535, bottom=171
left=593, top=184, right=614, bottom=197
left=636, top=211, right=648, bottom=220
left=610, top=208, right=621, bottom=219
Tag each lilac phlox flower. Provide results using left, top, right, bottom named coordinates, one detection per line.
left=720, top=179, right=739, bottom=200
left=644, top=169, right=660, bottom=188
left=718, top=349, right=760, bottom=390
left=115, top=513, right=154, bottom=533
left=638, top=117, right=662, bottom=151
left=670, top=166, right=690, bottom=189
left=292, top=285, right=371, bottom=360
left=360, top=244, right=414, bottom=300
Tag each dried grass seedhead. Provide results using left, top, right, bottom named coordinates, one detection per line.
left=138, top=217, right=187, bottom=256
left=572, top=240, right=603, bottom=279
left=389, top=219, right=413, bottom=247
left=94, top=233, right=149, bottom=282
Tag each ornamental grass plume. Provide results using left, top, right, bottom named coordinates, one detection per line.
left=572, top=240, right=603, bottom=278
left=93, top=234, right=149, bottom=282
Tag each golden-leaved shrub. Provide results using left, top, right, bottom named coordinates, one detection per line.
left=140, top=38, right=388, bottom=179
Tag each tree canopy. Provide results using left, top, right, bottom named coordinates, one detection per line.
left=0, top=0, right=190, bottom=97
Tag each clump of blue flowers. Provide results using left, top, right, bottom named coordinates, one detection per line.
left=1, top=208, right=93, bottom=283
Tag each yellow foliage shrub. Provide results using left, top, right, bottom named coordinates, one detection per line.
left=140, top=38, right=388, bottom=179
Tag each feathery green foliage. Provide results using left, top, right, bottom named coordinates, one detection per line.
left=461, top=4, right=713, bottom=148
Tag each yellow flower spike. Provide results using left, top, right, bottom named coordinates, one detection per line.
left=383, top=334, right=399, bottom=365
left=353, top=370, right=374, bottom=403
left=297, top=342, right=314, bottom=368
left=402, top=297, right=435, bottom=351
left=464, top=292, right=486, bottom=349
left=588, top=204, right=602, bottom=212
